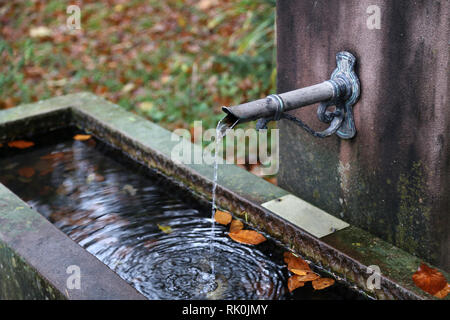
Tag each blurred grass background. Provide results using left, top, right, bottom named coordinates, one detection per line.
left=0, top=0, right=276, bottom=132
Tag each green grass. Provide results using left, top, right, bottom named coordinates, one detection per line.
left=0, top=0, right=275, bottom=132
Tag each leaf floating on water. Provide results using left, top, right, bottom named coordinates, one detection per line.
left=228, top=230, right=266, bottom=245
left=8, top=140, right=35, bottom=149
left=214, top=210, right=232, bottom=225
left=86, top=173, right=105, bottom=183
left=287, top=275, right=305, bottom=292
left=73, top=134, right=92, bottom=141
left=123, top=184, right=137, bottom=196
left=40, top=152, right=65, bottom=160
left=18, top=167, right=35, bottom=178
left=86, top=173, right=96, bottom=183
left=157, top=224, right=173, bottom=234
left=312, top=278, right=335, bottom=290
left=229, top=219, right=244, bottom=233
left=434, top=283, right=450, bottom=299
left=283, top=252, right=311, bottom=272
left=412, top=263, right=448, bottom=296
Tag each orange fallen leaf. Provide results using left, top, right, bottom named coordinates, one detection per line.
left=412, top=263, right=447, bottom=296
left=8, top=140, right=35, bottom=149
left=18, top=167, right=35, bottom=178
left=73, top=134, right=92, bottom=141
left=434, top=283, right=449, bottom=299
left=291, top=271, right=320, bottom=282
left=287, top=275, right=305, bottom=292
left=214, top=210, right=232, bottom=225
left=290, top=269, right=308, bottom=276
left=312, top=278, right=335, bottom=290
left=229, top=219, right=244, bottom=233
left=284, top=252, right=311, bottom=272
left=228, top=230, right=266, bottom=245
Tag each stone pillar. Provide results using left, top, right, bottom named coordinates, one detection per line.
left=276, top=0, right=449, bottom=270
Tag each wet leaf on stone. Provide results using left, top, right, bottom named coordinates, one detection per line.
left=284, top=252, right=310, bottom=272
left=18, top=167, right=35, bottom=178
left=287, top=275, right=305, bottom=292
left=228, top=230, right=266, bottom=245
left=290, top=269, right=308, bottom=276
left=412, top=263, right=448, bottom=296
left=214, top=210, right=232, bottom=225
left=73, top=134, right=92, bottom=141
left=291, top=271, right=320, bottom=282
left=229, top=219, right=244, bottom=233
left=434, top=283, right=450, bottom=299
left=312, top=278, right=335, bottom=290
left=8, top=140, right=35, bottom=149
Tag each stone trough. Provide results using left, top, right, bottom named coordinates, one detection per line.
left=0, top=93, right=448, bottom=300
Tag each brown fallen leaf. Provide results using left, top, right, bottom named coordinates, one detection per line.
left=412, top=263, right=447, bottom=296
left=228, top=230, right=266, bottom=245
left=434, top=283, right=449, bottom=299
left=287, top=275, right=305, bottom=292
left=291, top=271, right=320, bottom=282
left=312, top=278, right=335, bottom=290
left=18, top=167, right=35, bottom=178
left=8, top=140, right=35, bottom=149
left=284, top=252, right=311, bottom=272
left=214, top=210, right=232, bottom=225
left=229, top=219, right=244, bottom=233
left=73, top=134, right=92, bottom=141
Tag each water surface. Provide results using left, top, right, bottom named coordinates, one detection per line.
left=0, top=128, right=366, bottom=300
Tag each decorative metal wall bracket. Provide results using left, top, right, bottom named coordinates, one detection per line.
left=222, top=51, right=360, bottom=139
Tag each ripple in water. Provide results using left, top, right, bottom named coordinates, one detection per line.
left=0, top=132, right=285, bottom=300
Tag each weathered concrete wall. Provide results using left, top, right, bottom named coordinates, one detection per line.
left=0, top=242, right=65, bottom=300
left=277, top=0, right=449, bottom=270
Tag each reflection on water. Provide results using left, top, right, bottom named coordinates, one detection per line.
left=0, top=129, right=366, bottom=300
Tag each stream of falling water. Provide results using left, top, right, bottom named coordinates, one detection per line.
left=210, top=115, right=239, bottom=275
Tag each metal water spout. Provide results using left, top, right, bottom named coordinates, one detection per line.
left=222, top=51, right=360, bottom=139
